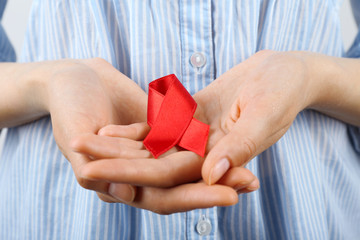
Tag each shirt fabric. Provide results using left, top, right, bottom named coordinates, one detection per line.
left=1, top=0, right=360, bottom=239
left=0, top=0, right=15, bottom=62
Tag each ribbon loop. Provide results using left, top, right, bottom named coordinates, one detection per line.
left=144, top=74, right=209, bottom=158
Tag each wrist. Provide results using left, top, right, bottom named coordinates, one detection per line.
left=0, top=61, right=75, bottom=127
left=300, top=52, right=360, bottom=125
left=295, top=51, right=341, bottom=110
left=22, top=60, right=80, bottom=113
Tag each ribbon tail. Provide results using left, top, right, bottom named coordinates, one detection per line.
left=178, top=118, right=209, bottom=157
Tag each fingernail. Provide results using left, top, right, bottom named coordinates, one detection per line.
left=247, top=181, right=260, bottom=191
left=208, top=158, right=230, bottom=185
left=108, top=183, right=135, bottom=203
left=234, top=184, right=245, bottom=192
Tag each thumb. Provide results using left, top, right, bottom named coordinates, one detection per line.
left=202, top=112, right=269, bottom=185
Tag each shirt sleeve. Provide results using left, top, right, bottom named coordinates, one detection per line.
left=345, top=0, right=360, bottom=153
left=0, top=0, right=15, bottom=62
left=0, top=24, right=15, bottom=62
left=347, top=0, right=360, bottom=57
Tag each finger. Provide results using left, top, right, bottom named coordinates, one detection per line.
left=217, top=167, right=258, bottom=191
left=73, top=157, right=139, bottom=205
left=70, top=134, right=151, bottom=159
left=158, top=146, right=178, bottom=158
left=130, top=182, right=238, bottom=214
left=97, top=185, right=137, bottom=203
left=80, top=151, right=203, bottom=188
left=96, top=192, right=118, bottom=203
left=98, top=122, right=150, bottom=140
left=202, top=109, right=271, bottom=185
left=67, top=151, right=110, bottom=192
left=108, top=183, right=137, bottom=203
left=72, top=152, right=138, bottom=203
left=237, top=178, right=260, bottom=194
left=69, top=151, right=136, bottom=198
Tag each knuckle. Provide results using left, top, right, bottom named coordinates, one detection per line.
left=76, top=167, right=96, bottom=190
left=102, top=125, right=121, bottom=137
left=159, top=162, right=177, bottom=187
left=256, top=49, right=276, bottom=56
left=165, top=178, right=177, bottom=188
left=236, top=169, right=256, bottom=185
left=76, top=176, right=93, bottom=190
left=118, top=148, right=128, bottom=157
left=91, top=57, right=109, bottom=66
left=152, top=206, right=172, bottom=215
left=130, top=124, right=139, bottom=138
left=145, top=190, right=173, bottom=215
left=98, top=125, right=112, bottom=136
left=241, top=136, right=257, bottom=160
left=144, top=150, right=152, bottom=158
left=69, top=136, right=85, bottom=151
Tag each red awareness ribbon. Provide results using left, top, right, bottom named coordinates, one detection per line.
left=143, top=74, right=209, bottom=158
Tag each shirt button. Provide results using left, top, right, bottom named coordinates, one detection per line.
left=190, top=52, right=206, bottom=68
left=196, top=215, right=212, bottom=236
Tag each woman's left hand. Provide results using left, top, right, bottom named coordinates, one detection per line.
left=75, top=50, right=317, bottom=208
left=72, top=50, right=360, bottom=213
left=195, top=50, right=320, bottom=185
left=73, top=122, right=259, bottom=214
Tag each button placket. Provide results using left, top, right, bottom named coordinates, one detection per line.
left=190, top=52, right=207, bottom=68
left=196, top=215, right=212, bottom=236
left=179, top=0, right=215, bottom=91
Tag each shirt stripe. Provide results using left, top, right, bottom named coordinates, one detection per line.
left=1, top=1, right=360, bottom=239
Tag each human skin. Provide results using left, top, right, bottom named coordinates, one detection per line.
left=73, top=123, right=259, bottom=214
left=77, top=50, right=360, bottom=213
left=0, top=58, right=255, bottom=212
left=198, top=50, right=360, bottom=185
left=0, top=58, right=149, bottom=202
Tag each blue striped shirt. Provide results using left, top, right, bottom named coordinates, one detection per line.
left=1, top=0, right=360, bottom=239
left=0, top=0, right=15, bottom=62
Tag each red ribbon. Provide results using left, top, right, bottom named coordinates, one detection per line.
left=144, top=74, right=209, bottom=158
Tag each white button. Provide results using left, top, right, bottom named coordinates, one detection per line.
left=190, top=52, right=206, bottom=68
left=196, top=215, right=212, bottom=236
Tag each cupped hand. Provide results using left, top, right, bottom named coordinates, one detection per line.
left=44, top=58, right=147, bottom=202
left=195, top=50, right=318, bottom=185
left=73, top=122, right=258, bottom=214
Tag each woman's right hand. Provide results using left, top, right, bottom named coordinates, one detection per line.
left=1, top=58, right=148, bottom=202
left=0, top=58, right=257, bottom=212
left=45, top=58, right=150, bottom=202
left=72, top=122, right=259, bottom=214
